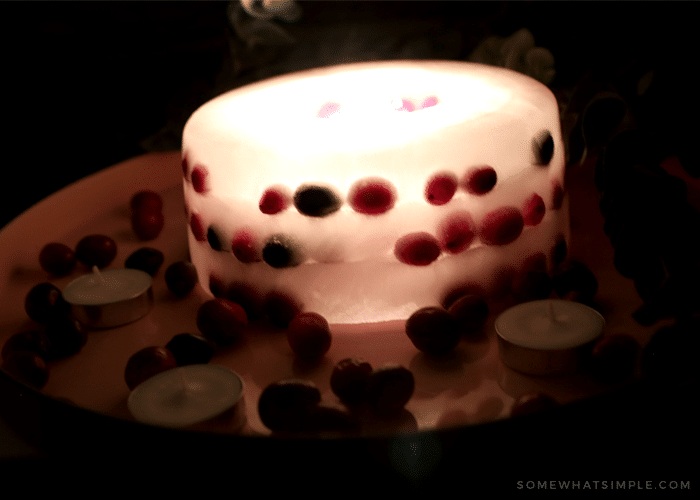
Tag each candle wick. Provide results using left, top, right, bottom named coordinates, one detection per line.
left=547, top=301, right=559, bottom=324
left=178, top=369, right=190, bottom=395
left=92, top=265, right=106, bottom=285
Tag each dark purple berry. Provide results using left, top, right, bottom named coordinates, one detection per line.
left=131, top=210, right=164, bottom=241
left=1, top=351, right=49, bottom=389
left=75, top=234, right=117, bottom=268
left=25, top=282, right=71, bottom=324
left=330, top=358, right=373, bottom=405
left=533, top=130, right=554, bottom=166
left=263, top=291, right=302, bottom=328
left=405, top=307, right=460, bottom=356
left=552, top=261, right=598, bottom=303
left=463, top=166, right=497, bottom=195
left=207, top=226, right=225, bottom=252
left=124, top=346, right=177, bottom=390
left=293, top=185, right=341, bottom=217
left=258, top=379, right=321, bottom=432
left=189, top=213, right=207, bottom=242
left=196, top=299, right=248, bottom=347
left=262, top=235, right=302, bottom=268
left=39, top=242, right=76, bottom=276
left=42, top=315, right=86, bottom=360
left=165, top=333, right=217, bottom=366
left=447, top=294, right=489, bottom=336
left=130, top=190, right=163, bottom=213
left=125, top=247, right=164, bottom=276
left=366, top=365, right=415, bottom=415
left=164, top=261, right=198, bottom=297
left=1, top=330, right=50, bottom=361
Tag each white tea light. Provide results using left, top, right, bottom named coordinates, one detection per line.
left=62, top=267, right=153, bottom=328
left=495, top=299, right=605, bottom=376
left=127, top=364, right=244, bottom=429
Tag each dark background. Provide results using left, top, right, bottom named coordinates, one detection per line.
left=0, top=0, right=698, bottom=490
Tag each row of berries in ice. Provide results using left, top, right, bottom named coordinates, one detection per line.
left=316, top=96, right=439, bottom=119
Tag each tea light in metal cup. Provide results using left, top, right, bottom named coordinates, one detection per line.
left=495, top=299, right=605, bottom=376
left=127, top=364, right=245, bottom=431
left=62, top=266, right=153, bottom=329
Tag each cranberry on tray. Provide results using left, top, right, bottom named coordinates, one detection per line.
left=39, top=242, right=76, bottom=276
left=75, top=234, right=117, bottom=269
left=124, top=346, right=178, bottom=390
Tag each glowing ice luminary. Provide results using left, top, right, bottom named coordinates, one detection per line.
left=181, top=61, right=568, bottom=324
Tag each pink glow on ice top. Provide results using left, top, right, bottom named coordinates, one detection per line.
left=317, top=102, right=341, bottom=118
left=393, top=98, right=416, bottom=112
left=421, top=96, right=438, bottom=108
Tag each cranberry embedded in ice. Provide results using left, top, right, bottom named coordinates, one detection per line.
left=317, top=102, right=341, bottom=118
left=478, top=207, right=524, bottom=245
left=286, top=312, right=332, bottom=361
left=207, top=226, right=225, bottom=252
left=189, top=213, right=207, bottom=242
left=191, top=165, right=209, bottom=193
left=181, top=154, right=189, bottom=178
left=533, top=130, right=555, bottom=166
left=293, top=185, right=342, bottom=217
left=425, top=172, right=458, bottom=205
left=259, top=187, right=290, bottom=214
left=231, top=230, right=260, bottom=263
left=522, top=193, right=546, bottom=226
left=393, top=98, right=415, bottom=112
left=463, top=166, right=497, bottom=195
left=39, top=242, right=77, bottom=277
left=437, top=211, right=476, bottom=253
left=551, top=179, right=564, bottom=209
left=263, top=234, right=302, bottom=268
left=394, top=232, right=441, bottom=266
left=421, top=96, right=438, bottom=109
left=348, top=178, right=396, bottom=215
left=552, top=234, right=568, bottom=265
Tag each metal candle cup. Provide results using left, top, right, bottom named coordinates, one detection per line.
left=62, top=267, right=153, bottom=329
left=495, top=299, right=605, bottom=376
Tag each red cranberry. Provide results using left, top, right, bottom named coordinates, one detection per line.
left=286, top=312, right=332, bottom=361
left=2, top=351, right=49, bottom=389
left=405, top=307, right=460, bottom=356
left=131, top=210, right=164, bottom=241
left=196, top=299, right=248, bottom=347
left=226, top=282, right=264, bottom=320
left=166, top=333, right=217, bottom=366
left=259, top=187, right=291, bottom=214
left=348, top=178, right=396, bottom=215
left=264, top=291, right=302, bottom=328
left=231, top=230, right=260, bottom=263
left=330, top=358, right=373, bottom=405
left=124, top=346, right=177, bottom=390
left=75, top=234, right=117, bottom=268
left=191, top=165, right=209, bottom=193
left=125, top=247, right=164, bottom=276
left=24, top=282, right=70, bottom=324
left=367, top=365, right=415, bottom=415
left=437, top=211, right=476, bottom=253
left=425, top=172, right=458, bottom=205
left=463, top=166, right=497, bottom=195
left=1, top=330, right=50, bottom=361
left=258, top=379, right=321, bottom=432
left=130, top=190, right=163, bottom=213
left=522, top=193, right=546, bottom=226
left=447, top=294, right=489, bottom=337
left=165, top=261, right=198, bottom=297
left=189, top=213, right=207, bottom=242
left=394, top=232, right=441, bottom=266
left=39, top=242, right=76, bottom=276
left=42, top=315, right=87, bottom=360
left=478, top=207, right=524, bottom=246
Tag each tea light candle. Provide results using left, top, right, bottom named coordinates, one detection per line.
left=495, top=299, right=605, bottom=376
left=127, top=364, right=244, bottom=430
left=62, top=267, right=153, bottom=329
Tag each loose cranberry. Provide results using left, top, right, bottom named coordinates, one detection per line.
left=394, top=232, right=441, bottom=266
left=366, top=365, right=415, bottom=415
left=286, top=312, right=332, bottom=361
left=130, top=190, right=163, bottom=213
left=75, top=234, right=117, bottom=268
left=124, top=346, right=177, bottom=390
left=522, top=193, right=546, bottom=226
left=39, top=242, right=76, bottom=276
left=196, top=299, right=248, bottom=347
left=463, top=166, right=497, bottom=195
left=511, top=393, right=558, bottom=417
left=24, top=282, right=70, bottom=324
left=425, top=172, right=458, bottom=205
left=437, top=211, right=476, bottom=253
left=191, top=165, right=209, bottom=193
left=533, top=130, right=554, bottom=166
left=478, top=207, right=524, bottom=245
left=131, top=210, right=164, bottom=241
left=317, top=102, right=341, bottom=118
left=258, top=379, right=321, bottom=432
left=208, top=274, right=227, bottom=298
left=348, top=178, right=396, bottom=215
left=231, top=230, right=260, bottom=263
left=1, top=330, right=50, bottom=361
left=42, top=315, right=87, bottom=360
left=305, top=404, right=359, bottom=433
left=165, top=261, right=198, bottom=297
left=441, top=283, right=486, bottom=309
left=166, top=333, right=217, bottom=366
left=405, top=307, right=460, bottom=356
left=226, top=282, right=264, bottom=320
left=259, top=187, right=291, bottom=214
left=590, top=334, right=640, bottom=384
left=189, top=213, right=207, bottom=242
left=447, top=294, right=489, bottom=337
left=263, top=291, right=302, bottom=328
left=2, top=351, right=49, bottom=389
left=125, top=247, right=164, bottom=276
left=330, top=358, right=373, bottom=406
